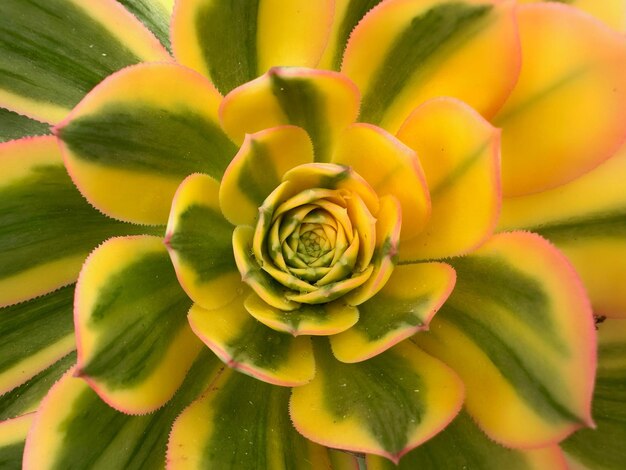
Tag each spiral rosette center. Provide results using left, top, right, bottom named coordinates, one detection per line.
left=233, top=163, right=402, bottom=311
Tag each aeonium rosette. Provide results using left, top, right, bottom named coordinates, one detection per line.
left=233, top=160, right=399, bottom=311
left=17, top=62, right=598, bottom=467
left=160, top=67, right=475, bottom=459
left=162, top=66, right=457, bottom=377
left=4, top=0, right=624, bottom=467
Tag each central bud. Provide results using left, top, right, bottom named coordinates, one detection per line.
left=233, top=162, right=401, bottom=312
left=259, top=185, right=373, bottom=294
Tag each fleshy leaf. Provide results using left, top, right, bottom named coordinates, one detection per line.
left=117, top=0, right=174, bottom=50
left=0, top=285, right=74, bottom=398
left=168, top=368, right=344, bottom=469
left=342, top=0, right=519, bottom=133
left=220, top=125, right=314, bottom=226
left=343, top=195, right=402, bottom=306
left=75, top=235, right=203, bottom=414
left=23, top=350, right=222, bottom=470
left=318, top=0, right=386, bottom=70
left=331, top=262, right=455, bottom=363
left=562, top=318, right=626, bottom=470
left=0, top=136, right=157, bottom=307
left=331, top=123, right=430, bottom=240
left=56, top=62, right=237, bottom=225
left=290, top=339, right=463, bottom=463
left=233, top=225, right=300, bottom=311
left=0, top=108, right=49, bottom=143
left=172, top=0, right=334, bottom=94
left=367, top=410, right=566, bottom=470
left=415, top=232, right=596, bottom=447
left=0, top=413, right=34, bottom=470
left=499, top=143, right=626, bottom=318
left=188, top=292, right=315, bottom=386
left=518, top=0, right=626, bottom=34
left=166, top=173, right=240, bottom=311
left=244, top=292, right=359, bottom=336
left=281, top=163, right=379, bottom=215
left=0, top=352, right=75, bottom=421
left=494, top=2, right=626, bottom=196
left=0, top=0, right=169, bottom=123
left=285, top=268, right=374, bottom=305
left=397, top=97, right=501, bottom=261
left=220, top=67, right=360, bottom=162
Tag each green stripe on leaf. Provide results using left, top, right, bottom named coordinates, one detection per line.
left=414, top=233, right=595, bottom=447
left=0, top=108, right=49, bottom=142
left=368, top=410, right=554, bottom=470
left=57, top=105, right=237, bottom=181
left=354, top=293, right=429, bottom=341
left=168, top=205, right=236, bottom=283
left=441, top=305, right=580, bottom=424
left=80, top=252, right=191, bottom=388
left=44, top=350, right=221, bottom=470
left=225, top=317, right=297, bottom=372
left=329, top=0, right=385, bottom=70
left=316, top=340, right=424, bottom=454
left=0, top=351, right=76, bottom=421
left=562, top=319, right=626, bottom=470
left=195, top=0, right=260, bottom=94
left=291, top=339, right=463, bottom=461
left=237, top=139, right=283, bottom=205
left=440, top=252, right=585, bottom=424
left=0, top=285, right=74, bottom=377
left=530, top=211, right=626, bottom=242
left=269, top=72, right=332, bottom=162
left=0, top=163, right=161, bottom=282
left=0, top=0, right=141, bottom=109
left=0, top=442, right=23, bottom=470
left=117, top=0, right=172, bottom=51
left=449, top=255, right=561, bottom=346
left=170, top=368, right=332, bottom=469
left=206, top=372, right=307, bottom=466
left=188, top=293, right=314, bottom=386
left=359, top=2, right=492, bottom=124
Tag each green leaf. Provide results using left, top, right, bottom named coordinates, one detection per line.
left=0, top=285, right=74, bottom=397
left=330, top=262, right=455, bottom=363
left=219, top=67, right=360, bottom=164
left=55, top=63, right=237, bottom=224
left=169, top=368, right=346, bottom=469
left=58, top=105, right=236, bottom=180
left=166, top=173, right=240, bottom=311
left=0, top=352, right=76, bottom=421
left=116, top=0, right=173, bottom=51
left=24, top=349, right=222, bottom=470
left=291, top=338, right=463, bottom=462
left=0, top=414, right=33, bottom=470
left=0, top=442, right=23, bottom=470
left=0, top=137, right=161, bottom=306
left=0, top=0, right=168, bottom=123
left=498, top=145, right=626, bottom=316
left=188, top=292, right=315, bottom=386
left=322, top=0, right=385, bottom=71
left=75, top=236, right=202, bottom=413
left=352, top=2, right=492, bottom=124
left=0, top=108, right=49, bottom=143
left=368, top=410, right=565, bottom=470
left=415, top=232, right=595, bottom=447
left=172, top=0, right=334, bottom=96
left=562, top=318, right=626, bottom=470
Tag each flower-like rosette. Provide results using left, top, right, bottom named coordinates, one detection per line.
left=234, top=162, right=398, bottom=312
left=3, top=0, right=622, bottom=467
